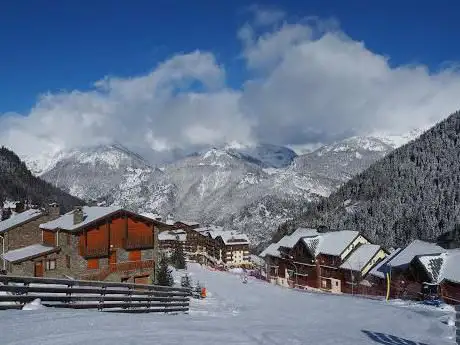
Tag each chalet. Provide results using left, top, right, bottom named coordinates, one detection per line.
left=260, top=228, right=319, bottom=287
left=0, top=203, right=61, bottom=272
left=260, top=228, right=385, bottom=293
left=366, top=240, right=445, bottom=299
left=1, top=206, right=173, bottom=283
left=159, top=229, right=187, bottom=253
left=413, top=249, right=460, bottom=304
left=338, top=244, right=387, bottom=294
left=213, top=231, right=250, bottom=267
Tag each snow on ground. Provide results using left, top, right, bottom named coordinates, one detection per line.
left=0, top=263, right=455, bottom=344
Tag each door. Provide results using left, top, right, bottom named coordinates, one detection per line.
left=109, top=250, right=117, bottom=266
left=128, top=250, right=141, bottom=262
left=34, top=261, right=44, bottom=277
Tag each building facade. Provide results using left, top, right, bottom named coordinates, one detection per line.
left=2, top=206, right=173, bottom=283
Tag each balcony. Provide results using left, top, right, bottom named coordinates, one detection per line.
left=82, top=259, right=155, bottom=281
left=80, top=246, right=109, bottom=259
left=123, top=236, right=154, bottom=250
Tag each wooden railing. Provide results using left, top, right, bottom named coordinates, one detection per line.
left=123, top=236, right=154, bottom=250
left=0, top=275, right=190, bottom=313
left=83, top=259, right=155, bottom=281
left=80, top=246, right=109, bottom=259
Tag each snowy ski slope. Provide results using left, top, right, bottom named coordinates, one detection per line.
left=0, top=263, right=455, bottom=344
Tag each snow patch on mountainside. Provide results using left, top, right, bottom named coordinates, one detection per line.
left=28, top=133, right=420, bottom=245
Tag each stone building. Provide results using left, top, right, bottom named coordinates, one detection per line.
left=0, top=203, right=61, bottom=272
left=1, top=206, right=173, bottom=283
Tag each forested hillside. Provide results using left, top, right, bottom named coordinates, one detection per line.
left=277, top=111, right=460, bottom=248
left=0, top=147, right=84, bottom=212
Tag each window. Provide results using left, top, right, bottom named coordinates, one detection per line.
left=66, top=255, right=71, bottom=269
left=87, top=258, right=99, bottom=269
left=45, top=259, right=56, bottom=271
left=67, top=234, right=71, bottom=246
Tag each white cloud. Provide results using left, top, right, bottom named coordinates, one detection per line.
left=246, top=5, right=286, bottom=27
left=2, top=11, right=460, bottom=163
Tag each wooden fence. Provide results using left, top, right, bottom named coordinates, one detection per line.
left=0, top=275, right=190, bottom=313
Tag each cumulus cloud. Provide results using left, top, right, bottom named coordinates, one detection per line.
left=2, top=8, right=460, bottom=162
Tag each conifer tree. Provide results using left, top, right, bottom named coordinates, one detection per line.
left=170, top=243, right=186, bottom=269
left=156, top=253, right=174, bottom=287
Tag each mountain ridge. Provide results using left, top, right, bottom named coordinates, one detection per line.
left=20, top=131, right=420, bottom=244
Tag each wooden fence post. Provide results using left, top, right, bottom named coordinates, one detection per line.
left=456, top=305, right=460, bottom=344
left=153, top=226, right=159, bottom=284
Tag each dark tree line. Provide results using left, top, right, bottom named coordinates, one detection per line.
left=0, top=146, right=84, bottom=213
left=273, top=110, right=460, bottom=248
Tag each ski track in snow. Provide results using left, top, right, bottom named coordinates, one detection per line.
left=0, top=264, right=455, bottom=345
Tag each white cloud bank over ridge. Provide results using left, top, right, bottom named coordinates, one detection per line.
left=2, top=9, right=460, bottom=161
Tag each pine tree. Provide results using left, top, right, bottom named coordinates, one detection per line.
left=156, top=253, right=174, bottom=287
left=181, top=273, right=192, bottom=289
left=170, top=243, right=186, bottom=270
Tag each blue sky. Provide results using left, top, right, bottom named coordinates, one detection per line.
left=1, top=0, right=459, bottom=114
left=2, top=1, right=460, bottom=159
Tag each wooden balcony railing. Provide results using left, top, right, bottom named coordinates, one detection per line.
left=83, top=259, right=155, bottom=281
left=123, top=236, right=154, bottom=250
left=80, top=246, right=109, bottom=259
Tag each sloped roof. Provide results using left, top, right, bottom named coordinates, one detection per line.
left=175, top=220, right=200, bottom=227
left=195, top=225, right=224, bottom=234
left=415, top=249, right=460, bottom=284
left=416, top=253, right=446, bottom=283
left=39, top=206, right=121, bottom=231
left=218, top=232, right=250, bottom=245
left=340, top=244, right=381, bottom=271
left=259, top=243, right=280, bottom=258
left=317, top=230, right=359, bottom=256
left=2, top=244, right=59, bottom=263
left=439, top=250, right=460, bottom=283
left=260, top=228, right=317, bottom=259
left=368, top=248, right=403, bottom=279
left=158, top=231, right=187, bottom=242
left=301, top=236, right=322, bottom=257
left=389, top=240, right=444, bottom=269
left=0, top=209, right=43, bottom=234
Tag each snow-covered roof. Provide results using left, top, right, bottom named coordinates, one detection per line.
left=439, top=250, right=460, bottom=283
left=0, top=209, right=43, bottom=234
left=259, top=243, right=280, bottom=258
left=279, top=228, right=318, bottom=249
left=340, top=244, right=382, bottom=272
left=158, top=231, right=187, bottom=242
left=261, top=228, right=360, bottom=260
left=218, top=232, right=250, bottom=245
left=415, top=249, right=460, bottom=284
left=140, top=212, right=162, bottom=221
left=250, top=254, right=265, bottom=266
left=164, top=218, right=175, bottom=225
left=388, top=240, right=445, bottom=269
left=2, top=244, right=59, bottom=263
left=195, top=225, right=224, bottom=235
left=39, top=206, right=121, bottom=231
left=175, top=220, right=200, bottom=227
left=315, top=230, right=359, bottom=257
left=260, top=228, right=317, bottom=259
left=368, top=248, right=403, bottom=279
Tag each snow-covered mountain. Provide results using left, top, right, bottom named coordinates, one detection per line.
left=291, top=136, right=395, bottom=182
left=23, top=133, right=419, bottom=244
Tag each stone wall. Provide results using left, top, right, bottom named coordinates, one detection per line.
left=4, top=211, right=59, bottom=251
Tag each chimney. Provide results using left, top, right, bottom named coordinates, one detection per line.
left=47, top=203, right=61, bottom=219
left=73, top=206, right=84, bottom=225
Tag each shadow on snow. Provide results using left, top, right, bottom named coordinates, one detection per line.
left=362, top=330, right=429, bottom=345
